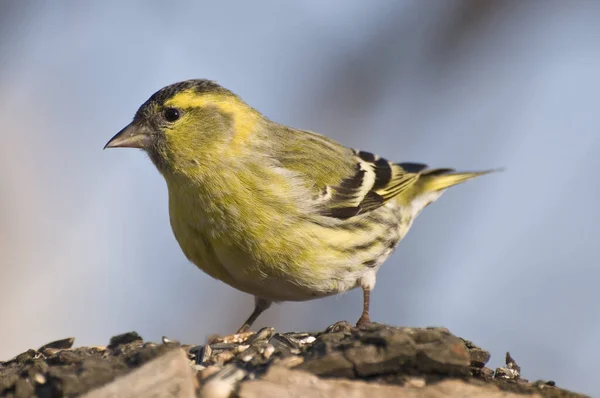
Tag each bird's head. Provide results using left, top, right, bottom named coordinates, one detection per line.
left=105, top=79, right=263, bottom=175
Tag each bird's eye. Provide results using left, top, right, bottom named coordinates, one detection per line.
left=163, top=107, right=180, bottom=122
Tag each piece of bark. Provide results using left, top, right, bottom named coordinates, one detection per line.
left=0, top=325, right=588, bottom=397
left=238, top=366, right=541, bottom=398
left=81, top=348, right=197, bottom=398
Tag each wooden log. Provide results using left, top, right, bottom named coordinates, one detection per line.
left=81, top=349, right=197, bottom=398
left=238, top=366, right=542, bottom=398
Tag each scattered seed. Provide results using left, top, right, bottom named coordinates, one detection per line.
left=240, top=354, right=253, bottom=362
left=209, top=332, right=254, bottom=344
left=161, top=336, right=180, bottom=345
left=262, top=344, right=275, bottom=360
left=196, top=345, right=212, bottom=365
left=506, top=352, right=521, bottom=373
left=233, top=345, right=250, bottom=354
left=108, top=332, right=142, bottom=349
left=32, top=373, right=46, bottom=385
left=209, top=343, right=238, bottom=353
left=325, top=321, right=352, bottom=334
left=268, top=333, right=299, bottom=351
left=297, top=336, right=316, bottom=345
left=38, top=337, right=75, bottom=351
left=188, top=345, right=202, bottom=357
left=494, top=367, right=519, bottom=380
left=283, top=332, right=310, bottom=340
left=40, top=348, right=60, bottom=357
left=213, top=350, right=235, bottom=364
left=244, top=327, right=275, bottom=345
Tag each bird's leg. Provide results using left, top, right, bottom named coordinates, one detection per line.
left=355, top=287, right=372, bottom=328
left=237, top=296, right=272, bottom=334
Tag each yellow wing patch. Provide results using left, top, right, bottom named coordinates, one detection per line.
left=373, top=163, right=419, bottom=202
left=319, top=151, right=421, bottom=219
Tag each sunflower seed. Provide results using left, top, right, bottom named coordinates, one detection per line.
left=161, top=336, right=180, bottom=345
left=297, top=335, right=316, bottom=345
left=40, top=348, right=60, bottom=357
left=244, top=327, right=275, bottom=345
left=262, top=344, right=275, bottom=360
left=233, top=344, right=250, bottom=354
left=239, top=340, right=268, bottom=363
left=195, top=345, right=212, bottom=365
left=268, top=333, right=300, bottom=354
left=188, top=345, right=202, bottom=355
left=32, top=373, right=47, bottom=385
left=209, top=343, right=238, bottom=353
left=213, top=350, right=235, bottom=364
left=208, top=331, right=254, bottom=344
left=38, top=337, right=75, bottom=351
left=108, top=332, right=143, bottom=349
left=283, top=332, right=311, bottom=340
left=325, top=321, right=352, bottom=334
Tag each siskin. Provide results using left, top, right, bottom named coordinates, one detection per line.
left=105, top=79, right=494, bottom=333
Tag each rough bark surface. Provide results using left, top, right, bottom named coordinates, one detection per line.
left=0, top=323, right=587, bottom=398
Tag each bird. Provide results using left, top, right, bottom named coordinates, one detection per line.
left=105, top=79, right=494, bottom=333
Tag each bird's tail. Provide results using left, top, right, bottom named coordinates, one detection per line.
left=393, top=163, right=499, bottom=208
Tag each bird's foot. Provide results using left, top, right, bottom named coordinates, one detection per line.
left=236, top=324, right=250, bottom=335
left=355, top=313, right=372, bottom=329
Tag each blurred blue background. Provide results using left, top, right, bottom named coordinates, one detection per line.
left=1, top=1, right=598, bottom=395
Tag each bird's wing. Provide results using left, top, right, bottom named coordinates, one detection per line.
left=273, top=130, right=423, bottom=220
left=315, top=150, right=423, bottom=219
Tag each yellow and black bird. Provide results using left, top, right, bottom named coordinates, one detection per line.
left=105, top=79, right=494, bottom=333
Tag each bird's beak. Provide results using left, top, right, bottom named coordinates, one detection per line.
left=104, top=123, right=151, bottom=149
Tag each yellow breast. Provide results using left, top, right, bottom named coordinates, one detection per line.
left=163, top=168, right=405, bottom=301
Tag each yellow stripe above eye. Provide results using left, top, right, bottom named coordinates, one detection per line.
left=165, top=89, right=261, bottom=150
